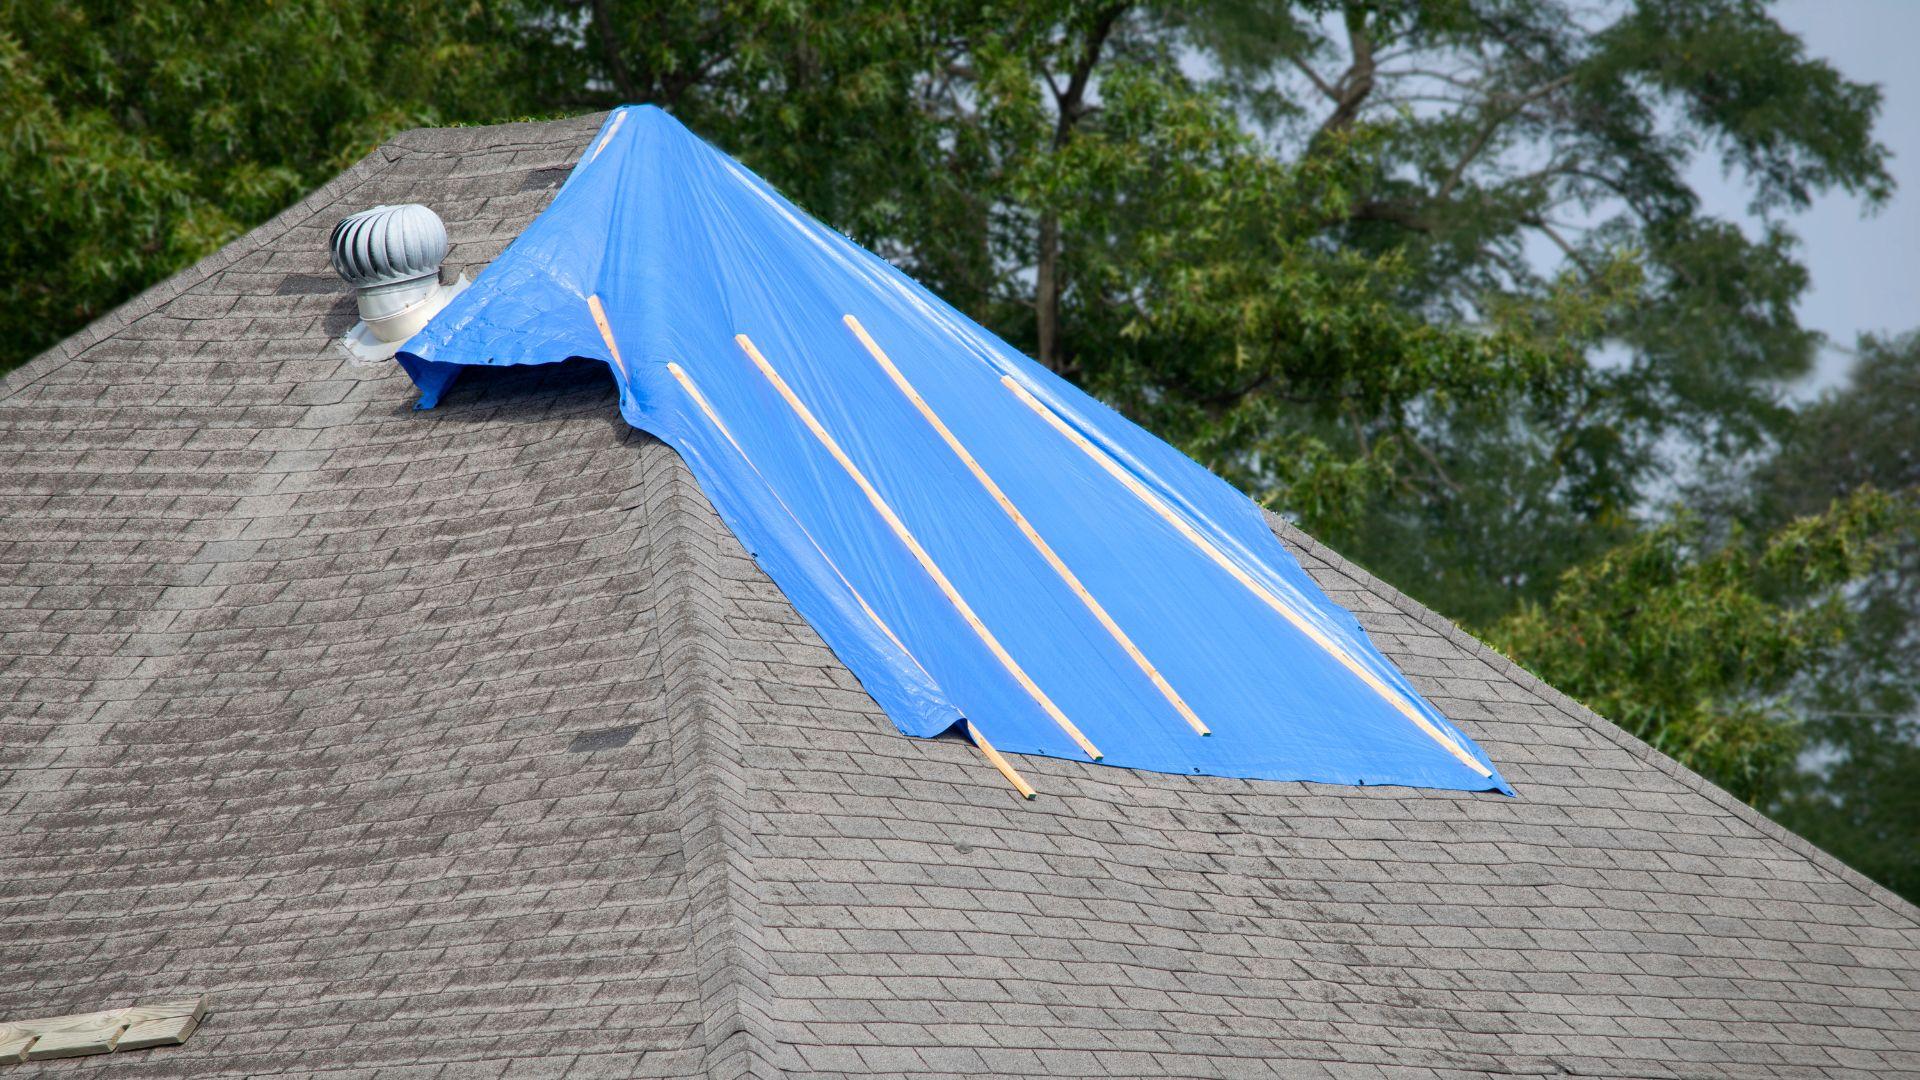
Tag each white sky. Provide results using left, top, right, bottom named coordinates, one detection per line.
left=1698, top=1, right=1920, bottom=393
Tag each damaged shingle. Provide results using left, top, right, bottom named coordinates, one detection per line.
left=521, top=166, right=573, bottom=192
left=568, top=725, right=638, bottom=752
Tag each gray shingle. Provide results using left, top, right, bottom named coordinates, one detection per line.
left=3, top=113, right=1917, bottom=1079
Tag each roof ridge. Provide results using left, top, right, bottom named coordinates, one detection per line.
left=385, top=111, right=611, bottom=156
left=1266, top=510, right=1920, bottom=928
left=639, top=434, right=792, bottom=1079
left=0, top=111, right=607, bottom=406
left=0, top=138, right=411, bottom=404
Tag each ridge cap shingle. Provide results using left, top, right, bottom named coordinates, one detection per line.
left=386, top=111, right=612, bottom=155
left=642, top=438, right=792, bottom=1079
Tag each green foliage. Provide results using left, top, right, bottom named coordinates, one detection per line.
left=1776, top=717, right=1920, bottom=903
left=1488, top=488, right=1915, bottom=804
left=1041, top=66, right=1625, bottom=523
left=1758, top=332, right=1920, bottom=518
left=1223, top=0, right=1894, bottom=613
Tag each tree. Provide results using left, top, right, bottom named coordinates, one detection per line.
left=1755, top=333, right=1920, bottom=901
left=1164, top=0, right=1891, bottom=622
left=1487, top=487, right=1915, bottom=807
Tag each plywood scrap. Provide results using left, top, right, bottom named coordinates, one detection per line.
left=2, top=996, right=205, bottom=1065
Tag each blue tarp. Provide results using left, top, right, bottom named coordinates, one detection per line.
left=400, top=105, right=1511, bottom=794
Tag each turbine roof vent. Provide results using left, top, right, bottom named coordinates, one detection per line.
left=330, top=203, right=447, bottom=287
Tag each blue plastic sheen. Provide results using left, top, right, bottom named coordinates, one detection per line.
left=400, top=106, right=1512, bottom=795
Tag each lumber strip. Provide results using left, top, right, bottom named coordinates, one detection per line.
left=736, top=332, right=1101, bottom=761
left=1, top=996, right=206, bottom=1065
left=967, top=721, right=1039, bottom=800
left=1000, top=374, right=1492, bottom=778
left=667, top=361, right=913, bottom=659
left=846, top=314, right=1208, bottom=737
left=586, top=294, right=632, bottom=381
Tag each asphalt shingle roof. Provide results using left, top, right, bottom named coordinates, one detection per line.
left=2, top=114, right=1917, bottom=1079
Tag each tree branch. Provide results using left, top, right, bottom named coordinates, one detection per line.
left=1036, top=3, right=1129, bottom=371
left=1317, top=9, right=1377, bottom=137
left=1525, top=215, right=1597, bottom=279
left=1435, top=75, right=1577, bottom=202
left=1351, top=199, right=1435, bottom=232
left=1406, top=430, right=1465, bottom=493
left=589, top=0, right=638, bottom=101
left=1054, top=4, right=1126, bottom=146
left=1289, top=55, right=1338, bottom=101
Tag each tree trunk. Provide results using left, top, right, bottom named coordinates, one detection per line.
left=1036, top=213, right=1060, bottom=370
left=590, top=0, right=639, bottom=101
left=1034, top=3, right=1126, bottom=373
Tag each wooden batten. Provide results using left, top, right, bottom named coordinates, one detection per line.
left=999, top=375, right=1493, bottom=779
left=845, top=314, right=1210, bottom=738
left=735, top=332, right=1102, bottom=762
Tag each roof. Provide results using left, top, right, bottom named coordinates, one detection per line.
left=2, top=113, right=1917, bottom=1079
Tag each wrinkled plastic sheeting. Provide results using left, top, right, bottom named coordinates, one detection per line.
left=400, top=106, right=1512, bottom=794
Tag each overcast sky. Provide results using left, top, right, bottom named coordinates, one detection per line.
left=1700, top=1, right=1920, bottom=393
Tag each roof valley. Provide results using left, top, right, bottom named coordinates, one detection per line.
left=640, top=434, right=793, bottom=1079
